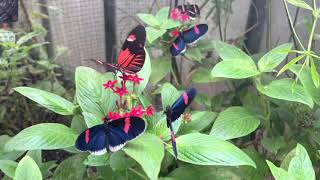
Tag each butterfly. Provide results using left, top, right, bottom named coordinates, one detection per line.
left=164, top=88, right=197, bottom=159
left=170, top=24, right=208, bottom=56
left=91, top=25, right=146, bottom=74
left=176, top=4, right=200, bottom=20
left=75, top=116, right=146, bottom=155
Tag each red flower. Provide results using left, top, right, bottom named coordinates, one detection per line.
left=119, top=73, right=130, bottom=83
left=129, top=74, right=144, bottom=85
left=103, top=80, right=117, bottom=90
left=171, top=29, right=180, bottom=38
left=180, top=13, right=190, bottom=22
left=130, top=105, right=144, bottom=118
left=170, top=8, right=179, bottom=20
left=145, top=105, right=154, bottom=116
left=114, top=86, right=129, bottom=97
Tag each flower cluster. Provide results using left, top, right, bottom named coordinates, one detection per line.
left=103, top=72, right=154, bottom=120
left=169, top=8, right=190, bottom=22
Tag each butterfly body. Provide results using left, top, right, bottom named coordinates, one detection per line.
left=170, top=24, right=208, bottom=56
left=75, top=116, right=146, bottom=155
left=164, top=88, right=197, bottom=159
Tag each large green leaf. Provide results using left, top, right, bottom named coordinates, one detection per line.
left=212, top=41, right=259, bottom=79
left=290, top=65, right=320, bottom=106
left=155, top=7, right=170, bottom=23
left=184, top=47, right=204, bottom=62
left=286, top=0, right=313, bottom=10
left=266, top=160, right=291, bottom=180
left=137, top=13, right=161, bottom=27
left=192, top=68, right=223, bottom=83
left=0, top=135, right=24, bottom=161
left=52, top=154, right=87, bottom=180
left=149, top=57, right=171, bottom=84
left=211, top=61, right=260, bottom=79
left=76, top=67, right=116, bottom=122
left=169, top=133, right=256, bottom=167
left=210, top=107, right=260, bottom=140
left=84, top=154, right=109, bottom=167
left=109, top=151, right=136, bottom=171
left=5, top=123, right=77, bottom=151
left=145, top=27, right=166, bottom=43
left=288, top=144, right=315, bottom=180
left=14, top=87, right=74, bottom=115
left=14, top=156, right=42, bottom=180
left=256, top=78, right=314, bottom=108
left=0, top=160, right=17, bottom=178
left=136, top=48, right=152, bottom=93
left=161, top=83, right=181, bottom=109
left=123, top=133, right=164, bottom=180
left=258, top=43, right=292, bottom=72
left=179, top=111, right=217, bottom=134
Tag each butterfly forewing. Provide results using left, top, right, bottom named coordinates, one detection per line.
left=177, top=4, right=200, bottom=19
left=108, top=116, right=146, bottom=152
left=171, top=87, right=197, bottom=121
left=182, top=24, right=208, bottom=45
left=117, top=25, right=146, bottom=74
left=170, top=36, right=186, bottom=57
left=75, top=124, right=108, bottom=155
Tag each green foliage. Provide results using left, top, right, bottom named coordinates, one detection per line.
left=14, top=156, right=42, bottom=180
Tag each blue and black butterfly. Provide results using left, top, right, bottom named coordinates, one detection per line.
left=75, top=116, right=146, bottom=155
left=164, top=88, right=197, bottom=159
left=176, top=4, right=200, bottom=20
left=170, top=24, right=208, bottom=56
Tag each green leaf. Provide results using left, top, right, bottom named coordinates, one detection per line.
left=212, top=61, right=260, bottom=79
left=179, top=111, right=217, bottom=134
left=256, top=78, right=314, bottom=108
left=160, top=19, right=181, bottom=30
left=184, top=47, right=204, bottom=62
left=52, top=154, right=86, bottom=180
left=288, top=144, right=315, bottom=180
left=266, top=160, right=291, bottom=180
left=109, top=151, right=136, bottom=171
left=123, top=133, right=164, bottom=180
left=14, top=156, right=42, bottom=180
left=137, top=13, right=161, bottom=27
left=170, top=133, right=256, bottom=167
left=258, top=43, right=293, bottom=72
left=210, top=107, right=260, bottom=140
left=0, top=160, right=17, bottom=178
left=146, top=27, right=166, bottom=43
left=76, top=67, right=116, bottom=122
left=84, top=154, right=109, bottom=167
left=5, top=123, right=77, bottom=151
left=310, top=58, right=320, bottom=87
left=83, top=112, right=101, bottom=128
left=261, top=136, right=286, bottom=154
left=161, top=83, right=181, bottom=109
left=277, top=55, right=305, bottom=76
left=156, top=7, right=170, bottom=23
left=192, top=68, right=223, bottom=83
left=290, top=64, right=320, bottom=105
left=286, top=0, right=313, bottom=10
left=136, top=48, right=152, bottom=93
left=150, top=57, right=171, bottom=84
left=14, top=87, right=74, bottom=115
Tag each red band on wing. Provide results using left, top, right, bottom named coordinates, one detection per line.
left=194, top=25, right=200, bottom=35
left=183, top=92, right=189, bottom=105
left=124, top=117, right=131, bottom=134
left=170, top=130, right=176, bottom=142
left=85, top=129, right=90, bottom=144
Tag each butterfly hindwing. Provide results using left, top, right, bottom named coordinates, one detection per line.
left=171, top=87, right=197, bottom=121
left=117, top=25, right=146, bottom=74
left=75, top=124, right=108, bottom=155
left=108, top=116, right=146, bottom=152
left=182, top=24, right=208, bottom=45
left=168, top=122, right=178, bottom=159
left=170, top=36, right=186, bottom=56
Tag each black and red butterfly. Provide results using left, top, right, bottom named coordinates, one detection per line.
left=75, top=116, right=146, bottom=155
left=170, top=24, right=208, bottom=56
left=92, top=25, right=146, bottom=74
left=176, top=4, right=200, bottom=20
left=164, top=88, right=197, bottom=159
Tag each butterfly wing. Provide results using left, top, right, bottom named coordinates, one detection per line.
left=177, top=4, right=200, bottom=20
left=75, top=124, right=108, bottom=155
left=170, top=36, right=186, bottom=56
left=117, top=25, right=146, bottom=74
left=168, top=122, right=178, bottom=159
left=170, top=87, right=197, bottom=122
left=108, top=116, right=146, bottom=152
left=182, top=24, right=208, bottom=45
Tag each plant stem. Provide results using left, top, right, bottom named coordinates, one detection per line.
left=171, top=57, right=182, bottom=85
left=215, top=0, right=223, bottom=41
left=307, top=15, right=318, bottom=52
left=128, top=168, right=148, bottom=180
left=283, top=0, right=306, bottom=51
